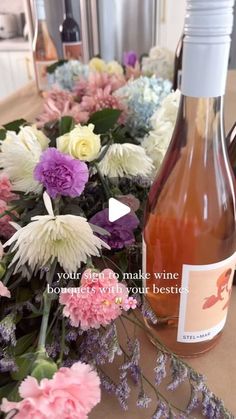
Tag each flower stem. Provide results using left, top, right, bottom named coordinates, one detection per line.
left=58, top=317, right=65, bottom=366
left=94, top=162, right=111, bottom=201
left=37, top=260, right=57, bottom=351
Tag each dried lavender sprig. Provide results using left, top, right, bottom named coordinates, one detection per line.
left=121, top=312, right=234, bottom=418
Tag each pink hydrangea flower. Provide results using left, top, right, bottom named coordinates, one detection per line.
left=0, top=173, right=16, bottom=203
left=0, top=199, right=16, bottom=240
left=0, top=281, right=10, bottom=298
left=122, top=296, right=137, bottom=311
left=37, top=88, right=89, bottom=127
left=1, top=362, right=101, bottom=419
left=59, top=269, right=129, bottom=330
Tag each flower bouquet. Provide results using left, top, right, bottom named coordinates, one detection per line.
left=0, top=54, right=234, bottom=419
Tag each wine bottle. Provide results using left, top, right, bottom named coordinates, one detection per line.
left=33, top=0, right=58, bottom=92
left=60, top=0, right=83, bottom=60
left=143, top=0, right=236, bottom=357
left=173, top=33, right=184, bottom=91
left=228, top=123, right=236, bottom=176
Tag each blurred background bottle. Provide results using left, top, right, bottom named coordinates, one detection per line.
left=33, top=0, right=58, bottom=91
left=60, top=0, right=83, bottom=60
left=173, top=32, right=184, bottom=90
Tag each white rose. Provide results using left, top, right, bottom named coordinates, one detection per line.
left=57, top=123, right=101, bottom=162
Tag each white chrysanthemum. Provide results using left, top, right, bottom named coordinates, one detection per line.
left=142, top=90, right=181, bottom=172
left=98, top=143, right=153, bottom=178
left=0, top=126, right=49, bottom=194
left=4, top=192, right=109, bottom=274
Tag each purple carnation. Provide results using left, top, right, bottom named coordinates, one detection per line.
left=34, top=148, right=89, bottom=198
left=123, top=51, right=138, bottom=68
left=89, top=208, right=139, bottom=250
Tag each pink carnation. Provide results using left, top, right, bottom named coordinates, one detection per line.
left=59, top=269, right=129, bottom=330
left=0, top=281, right=10, bottom=298
left=37, top=88, right=89, bottom=127
left=1, top=362, right=101, bottom=419
left=0, top=199, right=16, bottom=240
left=0, top=173, right=16, bottom=203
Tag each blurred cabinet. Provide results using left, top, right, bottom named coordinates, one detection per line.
left=0, top=51, right=34, bottom=99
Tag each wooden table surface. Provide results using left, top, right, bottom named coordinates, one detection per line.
left=0, top=73, right=236, bottom=418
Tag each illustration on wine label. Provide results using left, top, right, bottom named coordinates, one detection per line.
left=177, top=253, right=236, bottom=343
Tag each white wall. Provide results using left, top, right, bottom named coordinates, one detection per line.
left=0, top=0, right=25, bottom=13
left=158, top=0, right=186, bottom=52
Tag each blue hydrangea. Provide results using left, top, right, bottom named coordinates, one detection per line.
left=49, top=60, right=89, bottom=91
left=115, top=76, right=172, bottom=136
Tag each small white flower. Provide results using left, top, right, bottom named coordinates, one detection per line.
left=4, top=192, right=109, bottom=274
left=0, top=126, right=49, bottom=194
left=142, top=90, right=181, bottom=172
left=98, top=143, right=153, bottom=178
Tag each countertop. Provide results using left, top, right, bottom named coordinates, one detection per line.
left=0, top=37, right=30, bottom=51
left=0, top=73, right=235, bottom=418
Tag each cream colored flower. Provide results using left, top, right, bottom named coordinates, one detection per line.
left=98, top=143, right=153, bottom=178
left=142, top=90, right=180, bottom=172
left=0, top=126, right=49, bottom=194
left=106, top=60, right=124, bottom=75
left=57, top=123, right=101, bottom=162
left=4, top=192, right=109, bottom=274
left=20, top=125, right=49, bottom=150
left=142, top=122, right=174, bottom=171
left=142, top=46, right=174, bottom=81
left=151, top=89, right=181, bottom=131
left=89, top=57, right=107, bottom=73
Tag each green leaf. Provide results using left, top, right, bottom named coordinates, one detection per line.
left=11, top=351, right=34, bottom=381
left=0, top=382, right=20, bottom=402
left=59, top=116, right=75, bottom=136
left=13, top=332, right=37, bottom=357
left=3, top=119, right=27, bottom=133
left=88, top=109, right=122, bottom=134
left=47, top=59, right=68, bottom=74
left=0, top=128, right=6, bottom=140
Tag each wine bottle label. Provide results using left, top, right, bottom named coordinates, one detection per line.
left=35, top=60, right=57, bottom=91
left=177, top=252, right=236, bottom=343
left=63, top=42, right=83, bottom=61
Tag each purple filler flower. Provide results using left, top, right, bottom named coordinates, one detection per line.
left=34, top=148, right=89, bottom=198
left=89, top=208, right=139, bottom=250
left=123, top=51, right=138, bottom=68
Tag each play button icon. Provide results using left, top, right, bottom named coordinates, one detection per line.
left=108, top=198, right=131, bottom=222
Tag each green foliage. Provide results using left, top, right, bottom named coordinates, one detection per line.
left=3, top=119, right=27, bottom=133
left=47, top=60, right=68, bottom=74
left=59, top=116, right=75, bottom=136
left=13, top=333, right=37, bottom=357
left=11, top=349, right=35, bottom=381
left=0, top=382, right=20, bottom=402
left=0, top=128, right=6, bottom=140
left=88, top=109, right=122, bottom=134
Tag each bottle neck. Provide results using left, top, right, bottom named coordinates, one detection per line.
left=64, top=0, right=73, bottom=18
left=177, top=95, right=225, bottom=150
left=35, top=0, right=46, bottom=21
